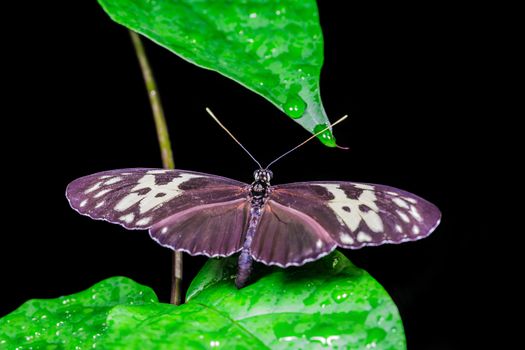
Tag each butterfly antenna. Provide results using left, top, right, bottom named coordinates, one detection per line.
left=265, top=115, right=348, bottom=170
left=205, top=108, right=263, bottom=169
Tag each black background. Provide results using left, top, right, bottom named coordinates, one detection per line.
left=3, top=2, right=486, bottom=349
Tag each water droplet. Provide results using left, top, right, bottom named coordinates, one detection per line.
left=331, top=290, right=349, bottom=304
left=284, top=96, right=306, bottom=119
left=313, top=123, right=336, bottom=147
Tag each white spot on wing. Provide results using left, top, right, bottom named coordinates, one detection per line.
left=84, top=182, right=102, bottom=194
left=412, top=225, right=420, bottom=235
left=104, top=177, right=123, bottom=185
left=364, top=211, right=383, bottom=232
left=354, top=184, right=375, bottom=190
left=387, top=191, right=399, bottom=196
left=119, top=213, right=134, bottom=224
left=95, top=201, right=105, bottom=208
left=357, top=231, right=373, bottom=242
left=161, top=227, right=168, bottom=234
left=392, top=197, right=410, bottom=209
left=397, top=210, right=410, bottom=223
left=403, top=196, right=417, bottom=204
left=395, top=224, right=403, bottom=233
left=136, top=217, right=152, bottom=226
left=147, top=170, right=168, bottom=174
left=94, top=189, right=111, bottom=198
left=340, top=233, right=355, bottom=245
left=80, top=199, right=88, bottom=207
left=319, top=184, right=384, bottom=233
left=99, top=175, right=112, bottom=179
left=409, top=205, right=423, bottom=222
left=316, top=239, right=323, bottom=249
left=115, top=173, right=203, bottom=213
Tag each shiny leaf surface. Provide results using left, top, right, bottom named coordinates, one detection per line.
left=0, top=277, right=157, bottom=349
left=97, top=0, right=336, bottom=146
left=1, top=253, right=405, bottom=349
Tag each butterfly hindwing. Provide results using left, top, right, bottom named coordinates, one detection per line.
left=251, top=200, right=337, bottom=267
left=270, top=181, right=441, bottom=250
left=149, top=199, right=250, bottom=257
left=66, top=168, right=249, bottom=231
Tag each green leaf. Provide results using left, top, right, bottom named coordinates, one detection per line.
left=186, top=251, right=406, bottom=349
left=97, top=0, right=337, bottom=147
left=1, top=252, right=405, bottom=349
left=0, top=276, right=158, bottom=349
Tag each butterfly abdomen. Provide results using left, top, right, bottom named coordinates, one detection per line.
left=235, top=205, right=264, bottom=288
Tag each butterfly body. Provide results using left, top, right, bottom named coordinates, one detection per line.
left=66, top=168, right=441, bottom=288
left=236, top=169, right=273, bottom=287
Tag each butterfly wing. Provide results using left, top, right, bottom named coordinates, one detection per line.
left=66, top=168, right=251, bottom=257
left=149, top=199, right=250, bottom=257
left=256, top=181, right=440, bottom=265
left=251, top=199, right=338, bottom=267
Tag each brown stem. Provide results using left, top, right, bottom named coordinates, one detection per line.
left=129, top=31, right=183, bottom=305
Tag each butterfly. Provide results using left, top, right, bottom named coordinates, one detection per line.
left=66, top=167, right=440, bottom=287
left=66, top=110, right=441, bottom=288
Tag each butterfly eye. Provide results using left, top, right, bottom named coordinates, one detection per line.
left=254, top=170, right=272, bottom=182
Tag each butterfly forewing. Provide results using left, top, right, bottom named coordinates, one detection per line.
left=66, top=168, right=249, bottom=231
left=270, top=182, right=441, bottom=250
left=149, top=199, right=250, bottom=257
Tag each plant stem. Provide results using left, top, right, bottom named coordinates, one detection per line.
left=129, top=31, right=183, bottom=306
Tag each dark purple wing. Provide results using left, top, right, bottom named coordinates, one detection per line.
left=66, top=168, right=249, bottom=231
left=149, top=199, right=249, bottom=257
left=251, top=200, right=337, bottom=267
left=270, top=182, right=441, bottom=250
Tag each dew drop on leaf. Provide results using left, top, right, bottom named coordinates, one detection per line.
left=284, top=96, right=306, bottom=119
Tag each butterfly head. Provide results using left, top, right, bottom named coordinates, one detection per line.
left=253, top=169, right=273, bottom=184
left=251, top=169, right=273, bottom=198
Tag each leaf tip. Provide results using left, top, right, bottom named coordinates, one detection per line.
left=313, top=123, right=337, bottom=147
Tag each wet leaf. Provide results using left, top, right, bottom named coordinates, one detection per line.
left=0, top=253, right=405, bottom=349
left=186, top=251, right=406, bottom=349
left=0, top=277, right=157, bottom=349
left=97, top=0, right=336, bottom=146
